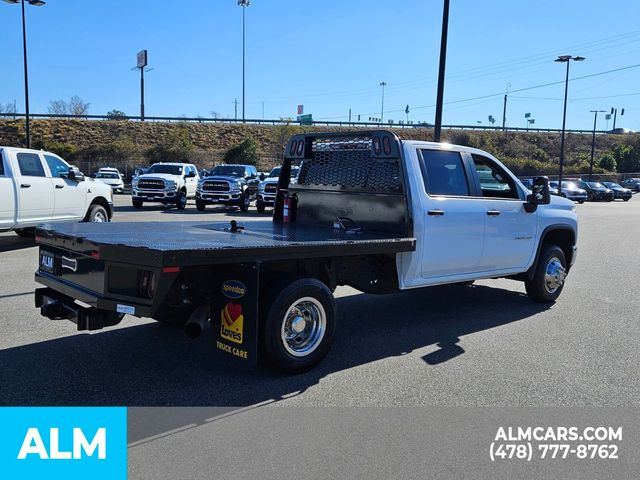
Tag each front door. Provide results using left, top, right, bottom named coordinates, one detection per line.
left=470, top=154, right=537, bottom=271
left=44, top=154, right=86, bottom=220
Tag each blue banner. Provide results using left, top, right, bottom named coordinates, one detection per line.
left=0, top=407, right=127, bottom=480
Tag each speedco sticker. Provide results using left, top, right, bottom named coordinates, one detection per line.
left=221, top=280, right=246, bottom=299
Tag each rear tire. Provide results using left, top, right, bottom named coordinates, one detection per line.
left=15, top=228, right=35, bottom=238
left=525, top=245, right=567, bottom=303
left=261, top=278, right=336, bottom=373
left=132, top=199, right=143, bottom=209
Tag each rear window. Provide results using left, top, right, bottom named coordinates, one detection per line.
left=420, top=150, right=469, bottom=196
left=17, top=153, right=46, bottom=177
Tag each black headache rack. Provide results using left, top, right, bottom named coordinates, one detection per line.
left=274, top=130, right=413, bottom=237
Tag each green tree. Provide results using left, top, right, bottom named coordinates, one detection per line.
left=223, top=137, right=259, bottom=166
left=612, top=143, right=640, bottom=172
left=598, top=153, right=616, bottom=172
left=106, top=109, right=127, bottom=120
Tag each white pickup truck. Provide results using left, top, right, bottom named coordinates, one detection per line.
left=0, top=147, right=113, bottom=236
left=131, top=162, right=199, bottom=210
left=33, top=131, right=578, bottom=372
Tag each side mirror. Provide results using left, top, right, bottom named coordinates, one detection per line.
left=68, top=166, right=85, bottom=182
left=524, top=176, right=550, bottom=212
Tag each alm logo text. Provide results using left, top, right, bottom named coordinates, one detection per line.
left=17, top=427, right=107, bottom=460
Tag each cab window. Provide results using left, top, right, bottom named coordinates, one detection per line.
left=44, top=154, right=69, bottom=178
left=420, top=150, right=469, bottom=197
left=471, top=155, right=519, bottom=199
left=17, top=153, right=46, bottom=177
left=0, top=155, right=5, bottom=176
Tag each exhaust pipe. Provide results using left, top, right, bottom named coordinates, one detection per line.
left=184, top=306, right=210, bottom=339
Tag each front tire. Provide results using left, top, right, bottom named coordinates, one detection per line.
left=87, top=204, right=109, bottom=223
left=196, top=199, right=206, bottom=211
left=261, top=278, right=336, bottom=373
left=132, top=199, right=143, bottom=209
left=256, top=201, right=266, bottom=213
left=525, top=245, right=567, bottom=303
left=176, top=190, right=187, bottom=210
left=239, top=191, right=250, bottom=212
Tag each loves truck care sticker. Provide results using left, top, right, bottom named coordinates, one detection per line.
left=220, top=303, right=244, bottom=344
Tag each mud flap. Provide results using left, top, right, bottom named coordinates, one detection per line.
left=211, top=263, right=259, bottom=366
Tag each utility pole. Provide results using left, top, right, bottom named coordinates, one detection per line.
left=262, top=101, right=264, bottom=120
left=233, top=99, right=238, bottom=120
left=379, top=81, right=386, bottom=124
left=433, top=0, right=450, bottom=142
left=348, top=108, right=351, bottom=125
left=502, top=83, right=510, bottom=130
left=589, top=109, right=606, bottom=180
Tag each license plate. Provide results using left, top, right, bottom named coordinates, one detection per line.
left=39, top=250, right=55, bottom=274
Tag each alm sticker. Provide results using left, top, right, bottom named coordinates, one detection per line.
left=116, top=304, right=135, bottom=315
left=220, top=303, right=244, bottom=344
left=221, top=280, right=246, bottom=299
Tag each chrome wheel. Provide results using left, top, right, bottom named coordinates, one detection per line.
left=92, top=211, right=107, bottom=222
left=280, top=297, right=326, bottom=357
left=544, top=256, right=566, bottom=294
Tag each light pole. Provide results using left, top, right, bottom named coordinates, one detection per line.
left=379, top=81, right=386, bottom=124
left=555, top=54, right=585, bottom=196
left=3, top=0, right=45, bottom=148
left=589, top=109, right=606, bottom=180
left=238, top=0, right=250, bottom=123
left=433, top=0, right=450, bottom=142
left=502, top=83, right=510, bottom=130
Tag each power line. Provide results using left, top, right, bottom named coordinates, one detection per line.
left=316, top=62, right=640, bottom=120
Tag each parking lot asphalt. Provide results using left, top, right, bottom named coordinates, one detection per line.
left=1, top=194, right=639, bottom=408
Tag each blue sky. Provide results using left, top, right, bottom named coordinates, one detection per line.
left=1, top=0, right=639, bottom=130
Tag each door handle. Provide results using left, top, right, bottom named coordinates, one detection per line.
left=20, top=183, right=31, bottom=188
left=427, top=209, right=445, bottom=216
left=486, top=210, right=501, bottom=216
left=55, top=184, right=65, bottom=189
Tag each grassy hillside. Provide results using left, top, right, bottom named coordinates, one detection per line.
left=1, top=118, right=637, bottom=176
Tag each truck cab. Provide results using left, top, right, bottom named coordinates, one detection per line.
left=0, top=146, right=113, bottom=236
left=131, top=162, right=199, bottom=210
left=195, top=164, right=259, bottom=212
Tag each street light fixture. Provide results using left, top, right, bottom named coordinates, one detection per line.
left=3, top=0, right=46, bottom=148
left=379, top=81, right=386, bottom=124
left=238, top=0, right=250, bottom=123
left=554, top=54, right=585, bottom=195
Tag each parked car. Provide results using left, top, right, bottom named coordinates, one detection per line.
left=0, top=146, right=113, bottom=236
left=256, top=166, right=300, bottom=213
left=195, top=164, right=260, bottom=212
left=97, top=167, right=125, bottom=181
left=95, top=171, right=125, bottom=193
left=549, top=181, right=587, bottom=203
left=131, top=162, right=199, bottom=210
left=575, top=180, right=614, bottom=202
left=620, top=178, right=640, bottom=192
left=602, top=182, right=633, bottom=201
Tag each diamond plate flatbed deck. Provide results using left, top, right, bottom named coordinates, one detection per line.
left=36, top=221, right=416, bottom=267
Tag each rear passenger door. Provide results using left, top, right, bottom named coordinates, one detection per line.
left=184, top=165, right=198, bottom=197
left=0, top=153, right=16, bottom=229
left=419, top=149, right=486, bottom=278
left=14, top=152, right=54, bottom=223
left=469, top=154, right=537, bottom=271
